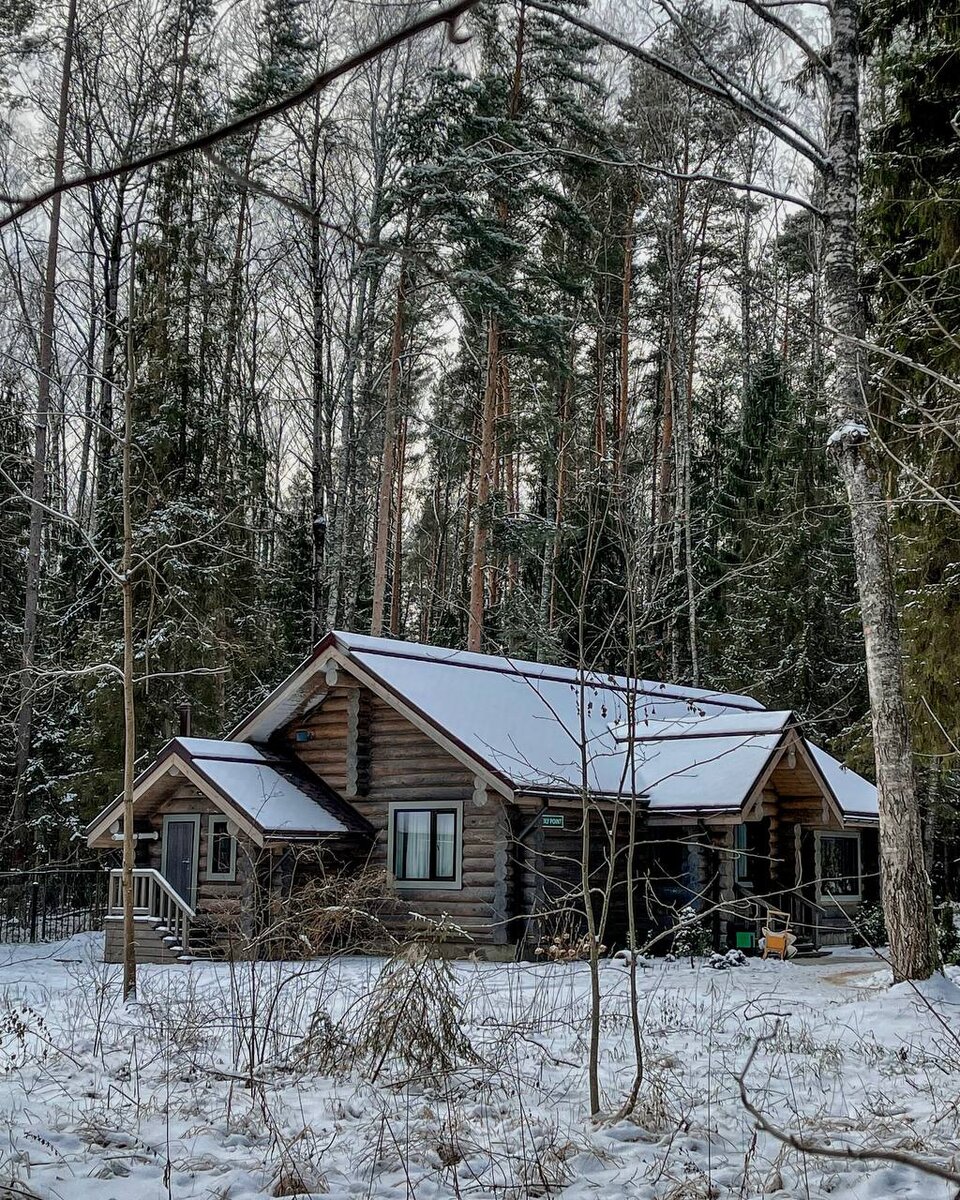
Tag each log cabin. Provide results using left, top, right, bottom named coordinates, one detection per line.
left=86, top=630, right=880, bottom=962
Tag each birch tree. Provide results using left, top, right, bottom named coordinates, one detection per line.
left=529, top=0, right=940, bottom=979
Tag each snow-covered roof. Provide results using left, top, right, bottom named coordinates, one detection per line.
left=807, top=744, right=879, bottom=819
left=231, top=632, right=878, bottom=822
left=345, top=634, right=772, bottom=801
left=86, top=737, right=370, bottom=846
left=608, top=712, right=791, bottom=812
left=176, top=740, right=366, bottom=836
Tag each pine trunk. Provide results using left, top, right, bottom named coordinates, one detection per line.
left=371, top=239, right=409, bottom=636
left=467, top=315, right=499, bottom=652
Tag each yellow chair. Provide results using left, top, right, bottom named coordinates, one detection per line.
left=762, top=929, right=789, bottom=960
left=761, top=909, right=797, bottom=960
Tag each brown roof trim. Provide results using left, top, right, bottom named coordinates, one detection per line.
left=516, top=785, right=651, bottom=803
left=620, top=724, right=793, bottom=743
left=225, top=633, right=336, bottom=741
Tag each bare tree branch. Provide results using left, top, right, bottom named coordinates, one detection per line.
left=0, top=0, right=483, bottom=229
left=738, top=1030, right=960, bottom=1188
left=525, top=1, right=829, bottom=171
left=728, top=0, right=831, bottom=75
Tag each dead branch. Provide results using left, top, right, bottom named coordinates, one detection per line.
left=737, top=1029, right=960, bottom=1187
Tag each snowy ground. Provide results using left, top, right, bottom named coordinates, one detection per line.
left=1, top=936, right=960, bottom=1199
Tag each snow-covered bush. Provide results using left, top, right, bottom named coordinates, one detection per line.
left=671, top=905, right=711, bottom=963
left=612, top=948, right=651, bottom=970
left=852, top=900, right=888, bottom=948
left=938, top=902, right=960, bottom=965
left=707, top=949, right=746, bottom=970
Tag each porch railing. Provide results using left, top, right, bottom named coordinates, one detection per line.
left=788, top=891, right=826, bottom=948
left=108, top=868, right=194, bottom=954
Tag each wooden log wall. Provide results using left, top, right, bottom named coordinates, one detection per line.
left=285, top=686, right=513, bottom=946
left=137, top=781, right=257, bottom=931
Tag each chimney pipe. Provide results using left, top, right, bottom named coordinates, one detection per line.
left=178, top=702, right=192, bottom=738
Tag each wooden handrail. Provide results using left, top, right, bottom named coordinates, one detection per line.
left=107, top=868, right=194, bottom=953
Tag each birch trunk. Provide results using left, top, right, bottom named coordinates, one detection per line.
left=13, top=0, right=77, bottom=833
left=120, top=294, right=138, bottom=1003
left=824, top=0, right=937, bottom=981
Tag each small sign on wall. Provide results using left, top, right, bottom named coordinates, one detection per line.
left=541, top=813, right=565, bottom=829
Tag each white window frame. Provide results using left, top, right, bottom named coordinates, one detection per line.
left=206, top=814, right=237, bottom=882
left=387, top=800, right=463, bottom=891
left=815, top=830, right=861, bottom=903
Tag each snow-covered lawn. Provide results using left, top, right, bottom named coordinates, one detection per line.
left=1, top=935, right=959, bottom=1199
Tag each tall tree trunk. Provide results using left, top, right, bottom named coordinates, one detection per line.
left=825, top=0, right=937, bottom=981
left=308, top=106, right=327, bottom=644
left=371, top=225, right=410, bottom=636
left=13, top=0, right=77, bottom=835
left=120, top=276, right=138, bottom=1003
left=467, top=315, right=500, bottom=652
left=616, top=194, right=636, bottom=476
left=389, top=413, right=408, bottom=637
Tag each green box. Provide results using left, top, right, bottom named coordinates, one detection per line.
left=735, top=931, right=756, bottom=950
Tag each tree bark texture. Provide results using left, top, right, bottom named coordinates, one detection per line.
left=824, top=0, right=937, bottom=981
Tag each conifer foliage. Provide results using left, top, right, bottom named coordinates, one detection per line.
left=0, top=0, right=954, bottom=900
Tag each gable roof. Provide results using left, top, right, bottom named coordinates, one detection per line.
left=86, top=737, right=372, bottom=847
left=230, top=631, right=878, bottom=822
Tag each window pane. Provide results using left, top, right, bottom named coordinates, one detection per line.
left=211, top=821, right=233, bottom=875
left=395, top=810, right=431, bottom=879
left=435, top=812, right=456, bottom=879
left=734, top=824, right=749, bottom=882
left=821, top=836, right=858, bottom=896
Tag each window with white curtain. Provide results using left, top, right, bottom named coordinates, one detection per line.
left=389, top=803, right=462, bottom=889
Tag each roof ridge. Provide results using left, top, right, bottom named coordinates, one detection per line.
left=335, top=631, right=764, bottom=712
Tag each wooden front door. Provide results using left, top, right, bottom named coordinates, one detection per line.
left=162, top=815, right=199, bottom=906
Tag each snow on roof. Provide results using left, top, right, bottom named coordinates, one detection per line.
left=176, top=739, right=361, bottom=836
left=634, top=732, right=786, bottom=811
left=606, top=712, right=794, bottom=812
left=229, top=631, right=879, bottom=821
left=808, top=743, right=878, bottom=819
left=176, top=738, right=269, bottom=760
left=336, top=634, right=777, bottom=806
left=338, top=632, right=766, bottom=711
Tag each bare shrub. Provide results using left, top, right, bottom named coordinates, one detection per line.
left=0, top=1002, right=52, bottom=1071
left=348, top=940, right=479, bottom=1084
left=204, top=856, right=398, bottom=962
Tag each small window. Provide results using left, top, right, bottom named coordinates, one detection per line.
left=734, top=824, right=750, bottom=884
left=207, top=816, right=236, bottom=881
left=389, top=804, right=461, bottom=889
left=817, top=832, right=860, bottom=900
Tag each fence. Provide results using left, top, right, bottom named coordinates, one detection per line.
left=0, top=867, right=109, bottom=944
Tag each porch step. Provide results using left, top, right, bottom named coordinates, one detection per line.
left=793, top=942, right=832, bottom=959
left=103, top=916, right=214, bottom=964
